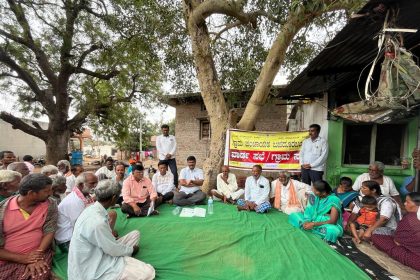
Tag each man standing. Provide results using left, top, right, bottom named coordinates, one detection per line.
left=68, top=180, right=155, bottom=280
left=156, top=124, right=178, bottom=186
left=299, top=124, right=328, bottom=185
left=55, top=172, right=99, bottom=252
left=22, top=155, right=34, bottom=174
left=152, top=161, right=175, bottom=204
left=0, top=174, right=57, bottom=280
left=57, top=160, right=76, bottom=194
left=237, top=165, right=271, bottom=213
left=270, top=171, right=311, bottom=214
left=211, top=165, right=244, bottom=204
left=95, top=157, right=116, bottom=179
left=121, top=165, right=159, bottom=218
left=0, top=151, right=16, bottom=170
left=174, top=156, right=206, bottom=206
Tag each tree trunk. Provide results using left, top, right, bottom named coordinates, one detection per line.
left=45, top=130, right=70, bottom=165
left=183, top=1, right=230, bottom=193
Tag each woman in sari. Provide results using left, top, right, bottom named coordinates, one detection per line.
left=289, top=180, right=343, bottom=243
left=371, top=192, right=420, bottom=271
left=333, top=177, right=358, bottom=227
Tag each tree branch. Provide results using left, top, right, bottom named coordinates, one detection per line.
left=76, top=44, right=101, bottom=68
left=73, top=67, right=120, bottom=80
left=0, top=111, right=48, bottom=141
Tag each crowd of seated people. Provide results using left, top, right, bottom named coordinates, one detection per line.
left=0, top=147, right=419, bottom=278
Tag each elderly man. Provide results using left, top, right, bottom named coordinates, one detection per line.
left=49, top=175, right=67, bottom=205
left=270, top=171, right=311, bottom=214
left=68, top=180, right=155, bottom=280
left=174, top=156, right=206, bottom=206
left=0, top=174, right=57, bottom=280
left=7, top=162, right=30, bottom=178
left=152, top=161, right=175, bottom=204
left=41, top=165, right=59, bottom=177
left=211, top=165, right=244, bottom=204
left=237, top=165, right=271, bottom=213
left=0, top=151, right=16, bottom=170
left=95, top=157, right=116, bottom=179
left=55, top=172, right=99, bottom=252
left=352, top=161, right=402, bottom=207
left=121, top=165, right=159, bottom=218
left=57, top=160, right=76, bottom=194
left=299, top=124, right=328, bottom=185
left=0, top=170, right=21, bottom=202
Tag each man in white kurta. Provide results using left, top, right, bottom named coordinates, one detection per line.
left=68, top=180, right=155, bottom=280
left=237, top=165, right=271, bottom=213
left=156, top=124, right=178, bottom=186
left=211, top=165, right=244, bottom=203
left=270, top=171, right=311, bottom=214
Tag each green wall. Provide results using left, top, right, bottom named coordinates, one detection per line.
left=326, top=118, right=418, bottom=189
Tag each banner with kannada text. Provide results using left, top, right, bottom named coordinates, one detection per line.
left=224, top=129, right=308, bottom=170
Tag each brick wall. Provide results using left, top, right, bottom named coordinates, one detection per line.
left=174, top=100, right=287, bottom=170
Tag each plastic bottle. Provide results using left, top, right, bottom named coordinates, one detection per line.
left=172, top=206, right=181, bottom=216
left=208, top=197, right=214, bottom=215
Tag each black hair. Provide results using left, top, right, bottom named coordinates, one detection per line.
left=309, top=124, right=321, bottom=133
left=19, top=174, right=52, bottom=195
left=361, top=180, right=382, bottom=195
left=132, top=164, right=144, bottom=172
left=313, top=180, right=332, bottom=194
left=361, top=195, right=377, bottom=206
left=158, top=161, right=168, bottom=167
left=161, top=124, right=169, bottom=129
left=187, top=156, right=196, bottom=162
left=339, top=177, right=353, bottom=187
left=407, top=192, right=420, bottom=205
left=105, top=157, right=114, bottom=163
left=253, top=164, right=262, bottom=171
left=23, top=155, right=33, bottom=161
left=0, top=151, right=14, bottom=160
left=71, top=164, right=82, bottom=172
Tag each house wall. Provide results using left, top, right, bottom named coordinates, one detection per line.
left=0, top=119, right=47, bottom=159
left=326, top=118, right=417, bottom=190
left=174, top=101, right=287, bottom=169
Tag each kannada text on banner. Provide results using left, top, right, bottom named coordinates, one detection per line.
left=226, top=129, right=308, bottom=170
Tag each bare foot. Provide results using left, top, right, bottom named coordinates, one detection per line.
left=237, top=205, right=248, bottom=211
left=352, top=237, right=361, bottom=244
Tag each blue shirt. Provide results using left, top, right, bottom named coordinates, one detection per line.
left=68, top=202, right=133, bottom=280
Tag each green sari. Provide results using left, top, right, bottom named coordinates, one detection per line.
left=289, top=193, right=343, bottom=243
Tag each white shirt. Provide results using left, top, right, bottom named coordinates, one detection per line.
left=216, top=173, right=238, bottom=197
left=95, top=166, right=116, bottom=179
left=64, top=173, right=76, bottom=193
left=55, top=191, right=86, bottom=243
left=245, top=175, right=270, bottom=206
left=352, top=173, right=399, bottom=197
left=68, top=202, right=133, bottom=280
left=156, top=135, right=177, bottom=160
left=270, top=179, right=311, bottom=206
left=352, top=196, right=400, bottom=230
left=152, top=172, right=175, bottom=195
left=299, top=136, right=328, bottom=171
left=179, top=167, right=204, bottom=194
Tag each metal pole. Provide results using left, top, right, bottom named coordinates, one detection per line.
left=415, top=110, right=420, bottom=192
left=139, top=116, right=143, bottom=161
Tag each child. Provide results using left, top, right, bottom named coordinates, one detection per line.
left=349, top=195, right=378, bottom=244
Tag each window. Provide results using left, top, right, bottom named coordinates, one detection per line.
left=343, top=123, right=406, bottom=166
left=200, top=120, right=211, bottom=139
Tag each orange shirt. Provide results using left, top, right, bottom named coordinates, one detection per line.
left=356, top=208, right=378, bottom=226
left=122, top=174, right=157, bottom=204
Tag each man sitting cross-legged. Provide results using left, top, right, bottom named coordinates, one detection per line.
left=0, top=174, right=58, bottom=280
left=211, top=165, right=244, bottom=204
left=237, top=165, right=271, bottom=213
left=270, top=171, right=311, bottom=215
left=121, top=165, right=159, bottom=218
left=173, top=156, right=206, bottom=206
left=152, top=161, right=175, bottom=204
left=68, top=180, right=155, bottom=280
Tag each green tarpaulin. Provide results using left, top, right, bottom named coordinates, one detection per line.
left=53, top=203, right=368, bottom=279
